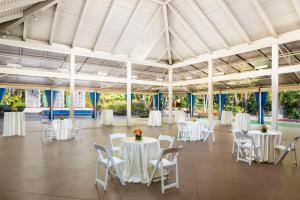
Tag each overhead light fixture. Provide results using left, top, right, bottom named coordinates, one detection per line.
left=185, top=76, right=193, bottom=80
left=156, top=78, right=164, bottom=81
left=131, top=75, right=137, bottom=79
left=255, top=65, right=268, bottom=70
left=214, top=72, right=224, bottom=76
left=7, top=63, right=22, bottom=68
left=58, top=68, right=68, bottom=72
left=97, top=72, right=107, bottom=76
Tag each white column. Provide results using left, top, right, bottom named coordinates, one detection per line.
left=126, top=61, right=132, bottom=126
left=271, top=40, right=279, bottom=130
left=168, top=68, right=173, bottom=124
left=70, top=53, right=75, bottom=119
left=259, top=90, right=262, bottom=124
left=208, top=58, right=214, bottom=123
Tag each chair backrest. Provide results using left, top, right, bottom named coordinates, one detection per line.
left=287, top=136, right=300, bottom=150
left=93, top=143, right=114, bottom=164
left=109, top=133, right=127, bottom=147
left=158, top=146, right=183, bottom=164
left=234, top=131, right=255, bottom=147
left=158, top=134, right=175, bottom=148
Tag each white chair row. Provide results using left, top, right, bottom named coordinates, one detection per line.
left=177, top=120, right=216, bottom=143
left=93, top=142, right=182, bottom=193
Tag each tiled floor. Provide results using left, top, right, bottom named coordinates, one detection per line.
left=0, top=119, right=299, bottom=200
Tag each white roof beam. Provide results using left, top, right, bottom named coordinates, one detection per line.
left=169, top=27, right=196, bottom=57
left=291, top=0, right=300, bottom=21
left=171, top=29, right=300, bottom=68
left=0, top=0, right=58, bottom=33
left=250, top=0, right=277, bottom=36
left=173, top=64, right=300, bottom=86
left=168, top=4, right=210, bottom=52
left=187, top=0, right=229, bottom=48
left=0, top=12, right=23, bottom=23
left=142, top=29, right=165, bottom=59
left=72, top=0, right=90, bottom=47
left=112, top=0, right=143, bottom=53
left=150, top=0, right=163, bottom=4
left=130, top=5, right=162, bottom=56
left=49, top=2, right=60, bottom=44
left=23, top=21, right=27, bottom=41
left=93, top=0, right=117, bottom=51
left=162, top=4, right=172, bottom=64
left=0, top=0, right=46, bottom=13
left=217, top=0, right=251, bottom=43
left=0, top=66, right=168, bottom=86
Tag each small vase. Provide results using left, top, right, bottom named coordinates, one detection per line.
left=135, top=135, right=142, bottom=141
left=261, top=129, right=267, bottom=133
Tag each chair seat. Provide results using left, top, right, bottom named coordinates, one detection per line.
left=241, top=143, right=259, bottom=149
left=149, top=159, right=175, bottom=168
left=101, top=156, right=124, bottom=167
left=275, top=145, right=292, bottom=151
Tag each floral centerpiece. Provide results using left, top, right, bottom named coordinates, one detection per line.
left=192, top=118, right=197, bottom=122
left=133, top=128, right=143, bottom=140
left=59, top=115, right=65, bottom=120
left=260, top=124, right=268, bottom=133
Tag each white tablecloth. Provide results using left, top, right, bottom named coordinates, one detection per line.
left=52, top=119, right=73, bottom=140
left=221, top=111, right=233, bottom=125
left=185, top=121, right=207, bottom=141
left=100, top=109, right=114, bottom=125
left=248, top=130, right=282, bottom=163
left=175, top=110, right=186, bottom=122
left=235, top=113, right=251, bottom=131
left=3, top=112, right=26, bottom=136
left=120, top=137, right=161, bottom=183
left=148, top=110, right=162, bottom=126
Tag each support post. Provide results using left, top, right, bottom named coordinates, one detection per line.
left=219, top=92, right=221, bottom=119
left=50, top=89, right=53, bottom=120
left=259, top=89, right=262, bottom=124
left=208, top=58, right=213, bottom=123
left=168, top=68, right=173, bottom=124
left=271, top=40, right=279, bottom=130
left=70, top=53, right=75, bottom=119
left=127, top=62, right=132, bottom=126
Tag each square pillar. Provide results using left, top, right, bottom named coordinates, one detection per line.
left=168, top=68, right=173, bottom=124
left=271, top=40, right=279, bottom=130
left=70, top=54, right=75, bottom=119
left=208, top=58, right=214, bottom=124
left=126, top=62, right=132, bottom=126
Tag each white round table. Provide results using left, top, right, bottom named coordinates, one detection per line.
left=100, top=109, right=114, bottom=125
left=234, top=113, right=251, bottom=131
left=3, top=112, right=26, bottom=136
left=52, top=119, right=73, bottom=140
left=248, top=130, right=282, bottom=163
left=148, top=110, right=162, bottom=126
left=119, top=137, right=161, bottom=183
left=221, top=111, right=233, bottom=125
left=175, top=110, right=186, bottom=122
left=185, top=121, right=207, bottom=141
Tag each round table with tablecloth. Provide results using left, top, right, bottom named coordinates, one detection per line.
left=148, top=110, right=162, bottom=126
left=119, top=137, right=161, bottom=183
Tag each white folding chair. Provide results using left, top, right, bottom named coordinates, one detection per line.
left=41, top=119, right=54, bottom=142
left=148, top=146, right=183, bottom=193
left=234, top=131, right=260, bottom=165
left=275, top=136, right=300, bottom=166
left=93, top=143, right=125, bottom=191
left=158, top=134, right=175, bottom=149
left=109, top=133, right=127, bottom=153
left=203, top=120, right=216, bottom=143
left=177, top=122, right=189, bottom=141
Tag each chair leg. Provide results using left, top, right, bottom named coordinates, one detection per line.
left=104, top=164, right=109, bottom=191
left=175, top=161, right=179, bottom=189
left=212, top=132, right=215, bottom=143
left=160, top=166, right=165, bottom=193
left=237, top=146, right=240, bottom=162
left=249, top=149, right=252, bottom=166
